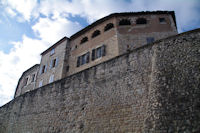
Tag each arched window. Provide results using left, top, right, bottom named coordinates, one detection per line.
left=119, top=19, right=131, bottom=26
left=136, top=18, right=147, bottom=24
left=104, top=23, right=114, bottom=31
left=80, top=37, right=88, bottom=44
left=91, top=30, right=101, bottom=38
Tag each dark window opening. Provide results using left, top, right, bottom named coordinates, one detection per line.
left=24, top=77, right=28, bottom=86
left=119, top=19, right=131, bottom=26
left=77, top=52, right=90, bottom=67
left=104, top=23, right=114, bottom=31
left=159, top=18, right=166, bottom=23
left=146, top=37, right=155, bottom=44
left=77, top=56, right=80, bottom=67
left=66, top=66, right=69, bottom=72
left=42, top=65, right=46, bottom=73
left=91, top=30, right=101, bottom=38
left=52, top=59, right=56, bottom=67
left=50, top=58, right=58, bottom=68
left=80, top=37, right=88, bottom=44
left=136, top=18, right=147, bottom=24
left=31, top=74, right=35, bottom=82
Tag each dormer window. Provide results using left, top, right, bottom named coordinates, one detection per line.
left=104, top=23, right=114, bottom=31
left=119, top=19, right=131, bottom=26
left=91, top=30, right=101, bottom=38
left=80, top=37, right=88, bottom=44
left=50, top=49, right=55, bottom=55
left=136, top=18, right=147, bottom=24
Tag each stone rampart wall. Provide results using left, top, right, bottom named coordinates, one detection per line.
left=0, top=29, right=199, bottom=133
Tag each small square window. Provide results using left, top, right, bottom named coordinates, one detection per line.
left=159, top=18, right=166, bottom=23
left=146, top=37, right=155, bottom=44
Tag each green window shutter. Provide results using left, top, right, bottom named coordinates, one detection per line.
left=92, top=49, right=96, bottom=61
left=102, top=45, right=106, bottom=56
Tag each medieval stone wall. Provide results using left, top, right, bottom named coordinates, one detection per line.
left=0, top=29, right=199, bottom=133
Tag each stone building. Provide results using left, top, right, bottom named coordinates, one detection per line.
left=14, top=64, right=39, bottom=98
left=68, top=11, right=177, bottom=75
left=2, top=28, right=200, bottom=133
left=14, top=11, right=178, bottom=98
left=35, top=37, right=70, bottom=88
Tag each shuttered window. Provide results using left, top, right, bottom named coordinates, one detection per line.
left=95, top=45, right=106, bottom=59
left=77, top=52, right=90, bottom=67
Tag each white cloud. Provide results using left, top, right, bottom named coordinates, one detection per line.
left=0, top=35, right=49, bottom=106
left=32, top=16, right=82, bottom=43
left=5, top=7, right=16, bottom=17
left=2, top=0, right=38, bottom=21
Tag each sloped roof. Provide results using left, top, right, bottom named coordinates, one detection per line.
left=41, top=37, right=69, bottom=55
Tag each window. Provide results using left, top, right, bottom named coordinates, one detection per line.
left=119, top=19, right=131, bottom=26
left=31, top=74, right=35, bottom=82
left=49, top=75, right=54, bottom=83
left=104, top=23, right=114, bottom=31
left=146, top=37, right=155, bottom=44
left=136, top=18, right=147, bottom=24
left=159, top=18, right=166, bottom=23
left=40, top=65, right=47, bottom=74
left=39, top=80, right=43, bottom=87
left=91, top=30, right=101, bottom=38
left=24, top=77, right=29, bottom=86
left=66, top=66, right=69, bottom=72
left=96, top=47, right=102, bottom=58
left=50, top=58, right=58, bottom=69
left=77, top=52, right=90, bottom=67
left=80, top=37, right=88, bottom=44
left=92, top=45, right=106, bottom=60
left=50, top=49, right=55, bottom=55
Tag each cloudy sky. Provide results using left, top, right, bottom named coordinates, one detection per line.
left=0, top=0, right=200, bottom=107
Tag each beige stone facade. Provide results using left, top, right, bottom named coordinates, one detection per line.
left=14, top=11, right=178, bottom=97
left=67, top=11, right=177, bottom=75
left=35, top=37, right=70, bottom=88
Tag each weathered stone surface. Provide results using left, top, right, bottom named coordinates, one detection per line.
left=0, top=29, right=200, bottom=133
